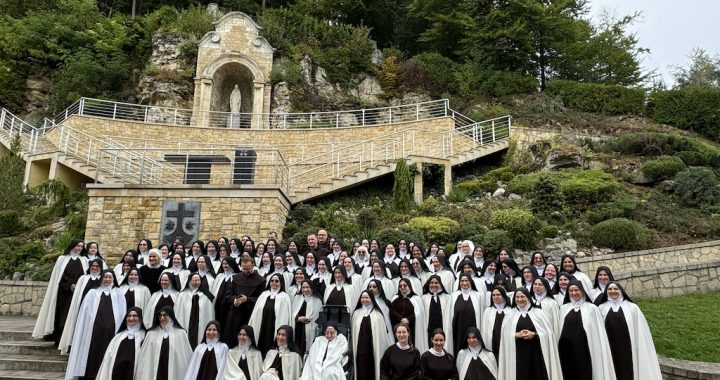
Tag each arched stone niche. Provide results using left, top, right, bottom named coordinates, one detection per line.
left=191, top=12, right=274, bottom=129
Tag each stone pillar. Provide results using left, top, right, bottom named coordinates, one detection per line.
left=444, top=162, right=452, bottom=196
left=252, top=81, right=265, bottom=129
left=413, top=162, right=423, bottom=204
left=191, top=78, right=214, bottom=127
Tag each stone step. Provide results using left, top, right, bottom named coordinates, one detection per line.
left=0, top=331, right=34, bottom=342
left=0, top=341, right=63, bottom=356
left=0, top=355, right=67, bottom=372
left=0, top=369, right=66, bottom=380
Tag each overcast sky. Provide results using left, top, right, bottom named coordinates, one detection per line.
left=588, top=0, right=720, bottom=86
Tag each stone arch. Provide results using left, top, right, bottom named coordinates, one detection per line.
left=202, top=54, right=266, bottom=114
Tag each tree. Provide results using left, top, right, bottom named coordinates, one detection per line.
left=391, top=159, right=414, bottom=212
left=672, top=48, right=720, bottom=89
left=0, top=135, right=27, bottom=211
left=554, top=11, right=649, bottom=86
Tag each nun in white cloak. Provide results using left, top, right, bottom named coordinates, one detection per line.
left=58, top=258, right=103, bottom=354
left=221, top=325, right=263, bottom=380
left=259, top=325, right=303, bottom=380
left=65, top=270, right=126, bottom=380
left=175, top=273, right=216, bottom=349
left=558, top=280, right=616, bottom=380
left=498, top=288, right=563, bottom=380
left=299, top=322, right=348, bottom=380
left=96, top=307, right=145, bottom=380
left=135, top=305, right=193, bottom=380
left=597, top=281, right=662, bottom=380
left=184, top=320, right=228, bottom=380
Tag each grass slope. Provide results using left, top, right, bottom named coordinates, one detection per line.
left=638, top=291, right=720, bottom=363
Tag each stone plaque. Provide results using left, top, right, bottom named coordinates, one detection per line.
left=160, top=200, right=201, bottom=246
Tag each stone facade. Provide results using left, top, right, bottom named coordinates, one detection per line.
left=577, top=240, right=720, bottom=280
left=615, top=260, right=720, bottom=298
left=0, top=280, right=46, bottom=316
left=84, top=185, right=290, bottom=262
left=192, top=12, right=274, bottom=128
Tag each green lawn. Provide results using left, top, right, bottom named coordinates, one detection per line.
left=637, top=291, right=720, bottom=363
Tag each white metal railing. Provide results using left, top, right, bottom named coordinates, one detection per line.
left=51, top=97, right=451, bottom=129
left=0, top=108, right=48, bottom=154
left=92, top=147, right=290, bottom=191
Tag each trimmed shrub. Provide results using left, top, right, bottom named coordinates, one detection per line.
left=591, top=218, right=651, bottom=251
left=482, top=229, right=513, bottom=259
left=540, top=224, right=559, bottom=238
left=408, top=217, right=461, bottom=244
left=376, top=226, right=425, bottom=247
left=455, top=65, right=537, bottom=98
left=508, top=169, right=620, bottom=209
left=489, top=208, right=541, bottom=250
left=674, top=168, right=720, bottom=207
left=545, top=80, right=645, bottom=114
left=640, top=156, right=687, bottom=182
left=584, top=196, right=639, bottom=225
left=648, top=87, right=720, bottom=141
left=0, top=210, right=22, bottom=237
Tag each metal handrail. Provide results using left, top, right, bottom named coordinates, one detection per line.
left=51, top=97, right=451, bottom=130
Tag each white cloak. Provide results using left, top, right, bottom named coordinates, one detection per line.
left=362, top=276, right=396, bottom=301
left=535, top=296, right=561, bottom=337
left=351, top=309, right=390, bottom=380
left=134, top=325, right=193, bottom=380
left=95, top=329, right=146, bottom=379
left=58, top=273, right=101, bottom=354
left=443, top=290, right=483, bottom=355
left=184, top=340, right=229, bottom=380
left=65, top=287, right=126, bottom=379
left=481, top=306, right=510, bottom=353
left=175, top=289, right=216, bottom=346
left=248, top=291, right=293, bottom=344
left=421, top=292, right=452, bottom=351
left=162, top=268, right=190, bottom=291
left=456, top=347, right=498, bottom=380
left=299, top=334, right=348, bottom=380
left=259, top=349, right=303, bottom=380
left=119, top=283, right=151, bottom=313
left=323, top=282, right=357, bottom=314
left=559, top=301, right=617, bottom=380
left=221, top=346, right=263, bottom=380
left=143, top=289, right=179, bottom=328
left=391, top=294, right=428, bottom=353
left=598, top=300, right=663, bottom=380
left=291, top=295, right=322, bottom=355
left=33, top=255, right=88, bottom=339
left=498, top=308, right=564, bottom=380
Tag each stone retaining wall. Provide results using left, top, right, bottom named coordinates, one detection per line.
left=577, top=240, right=720, bottom=280
left=0, top=280, right=46, bottom=316
left=661, top=357, right=720, bottom=380
left=616, top=260, right=720, bottom=298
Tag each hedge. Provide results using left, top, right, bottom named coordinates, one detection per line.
left=545, top=80, right=645, bottom=114
left=640, top=156, right=687, bottom=182
left=648, top=87, right=720, bottom=141
left=591, top=218, right=651, bottom=251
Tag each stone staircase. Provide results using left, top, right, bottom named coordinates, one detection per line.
left=0, top=317, right=66, bottom=380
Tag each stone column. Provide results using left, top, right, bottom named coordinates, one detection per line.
left=252, top=81, right=265, bottom=129
left=191, top=78, right=213, bottom=127
left=413, top=162, right=423, bottom=204
left=444, top=162, right=452, bottom=196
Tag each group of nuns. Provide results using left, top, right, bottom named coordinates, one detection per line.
left=33, top=236, right=662, bottom=380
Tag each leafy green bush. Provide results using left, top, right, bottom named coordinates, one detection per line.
left=601, top=133, right=720, bottom=166
left=0, top=238, right=46, bottom=277
left=640, top=156, right=687, bottom=182
left=482, top=229, right=512, bottom=259
left=288, top=203, right=315, bottom=226
left=399, top=53, right=458, bottom=96
left=540, top=224, right=559, bottom=238
left=446, top=187, right=469, bottom=203
left=0, top=135, right=26, bottom=211
left=674, top=168, right=720, bottom=207
left=489, top=208, right=541, bottom=250
left=408, top=216, right=461, bottom=244
left=545, top=80, right=645, bottom=114
left=531, top=177, right=565, bottom=216
left=457, top=167, right=514, bottom=196
left=356, top=208, right=379, bottom=231
left=591, top=218, right=651, bottom=251
left=648, top=87, right=720, bottom=141
left=508, top=169, right=620, bottom=209
left=376, top=226, right=425, bottom=247
left=455, top=65, right=537, bottom=98
left=584, top=195, right=639, bottom=225
left=0, top=210, right=23, bottom=237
